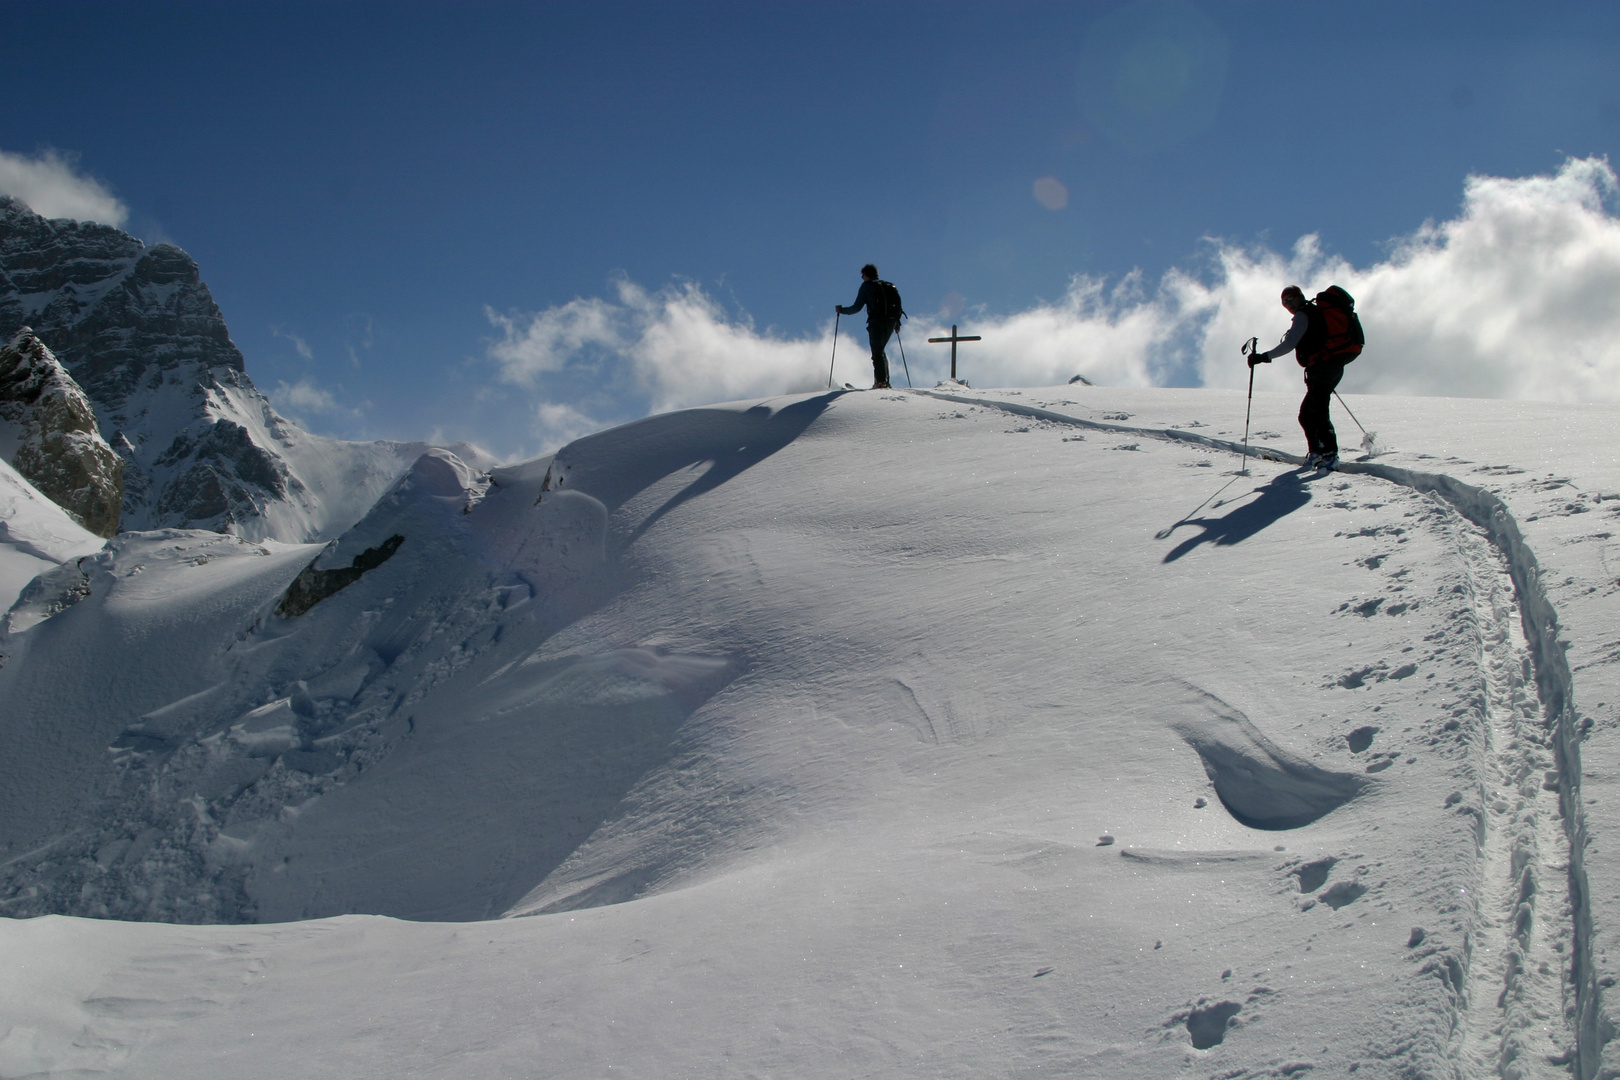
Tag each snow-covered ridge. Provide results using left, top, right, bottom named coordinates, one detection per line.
left=3, top=385, right=1619, bottom=1077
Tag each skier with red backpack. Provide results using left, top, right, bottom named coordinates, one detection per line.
left=837, top=264, right=905, bottom=389
left=1248, top=284, right=1364, bottom=469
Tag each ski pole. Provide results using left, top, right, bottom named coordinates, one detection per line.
left=1239, top=337, right=1257, bottom=474
left=1334, top=389, right=1383, bottom=457
left=828, top=311, right=840, bottom=389
left=895, top=323, right=912, bottom=388
left=1333, top=391, right=1366, bottom=434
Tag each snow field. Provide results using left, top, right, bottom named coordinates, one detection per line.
left=2, top=384, right=1618, bottom=1077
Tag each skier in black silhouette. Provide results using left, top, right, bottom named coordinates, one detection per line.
left=837, top=264, right=896, bottom=390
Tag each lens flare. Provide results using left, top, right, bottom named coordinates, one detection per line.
left=1076, top=0, right=1229, bottom=153
left=1033, top=176, right=1069, bottom=211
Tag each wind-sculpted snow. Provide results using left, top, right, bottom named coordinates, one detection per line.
left=4, top=386, right=1620, bottom=1079
left=1168, top=684, right=1365, bottom=830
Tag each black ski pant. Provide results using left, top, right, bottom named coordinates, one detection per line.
left=867, top=321, right=893, bottom=387
left=1299, top=361, right=1345, bottom=457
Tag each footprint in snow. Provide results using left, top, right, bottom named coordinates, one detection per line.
left=1184, top=1000, right=1243, bottom=1049
left=1293, top=858, right=1336, bottom=893
left=1336, top=665, right=1381, bottom=689
left=1319, top=880, right=1367, bottom=909
left=1346, top=726, right=1378, bottom=752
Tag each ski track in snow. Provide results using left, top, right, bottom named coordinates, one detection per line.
left=1452, top=518, right=1574, bottom=1079
left=919, top=386, right=1596, bottom=1077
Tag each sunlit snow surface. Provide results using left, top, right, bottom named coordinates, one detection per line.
left=0, top=456, right=101, bottom=611
left=2, top=384, right=1619, bottom=1078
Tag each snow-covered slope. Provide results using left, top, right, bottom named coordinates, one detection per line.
left=1, top=385, right=1618, bottom=1078
left=0, top=455, right=103, bottom=615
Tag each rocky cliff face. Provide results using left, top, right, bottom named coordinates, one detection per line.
left=0, top=195, right=291, bottom=533
left=0, top=329, right=124, bottom=537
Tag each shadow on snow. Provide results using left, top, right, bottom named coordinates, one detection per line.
left=1159, top=471, right=1313, bottom=563
left=560, top=392, right=844, bottom=549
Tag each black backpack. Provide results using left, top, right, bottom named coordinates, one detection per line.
left=875, top=280, right=906, bottom=325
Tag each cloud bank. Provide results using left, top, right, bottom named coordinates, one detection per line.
left=0, top=148, right=128, bottom=226
left=486, top=279, right=833, bottom=449
left=488, top=157, right=1620, bottom=448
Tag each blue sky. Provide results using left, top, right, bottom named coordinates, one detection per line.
left=5, top=1, right=1620, bottom=459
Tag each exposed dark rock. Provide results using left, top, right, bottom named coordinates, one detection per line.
left=276, top=534, right=405, bottom=617
left=152, top=419, right=288, bottom=524
left=0, top=328, right=123, bottom=536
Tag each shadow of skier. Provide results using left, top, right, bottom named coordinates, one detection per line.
left=1160, top=471, right=1312, bottom=563
left=559, top=391, right=846, bottom=548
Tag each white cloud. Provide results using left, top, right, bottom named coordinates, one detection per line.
left=488, top=278, right=831, bottom=414
left=1287, top=157, right=1620, bottom=403
left=486, top=157, right=1620, bottom=445
left=273, top=378, right=353, bottom=417
left=485, top=271, right=1191, bottom=421
left=0, top=148, right=128, bottom=226
left=533, top=401, right=604, bottom=453
left=487, top=296, right=625, bottom=380
left=344, top=313, right=374, bottom=369
left=937, top=155, right=1620, bottom=404
left=271, top=325, right=315, bottom=361
left=906, top=269, right=1204, bottom=389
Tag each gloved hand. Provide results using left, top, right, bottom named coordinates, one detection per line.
left=1247, top=350, right=1271, bottom=367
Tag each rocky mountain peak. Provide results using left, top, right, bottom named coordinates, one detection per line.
left=0, top=196, right=481, bottom=544
left=0, top=195, right=291, bottom=533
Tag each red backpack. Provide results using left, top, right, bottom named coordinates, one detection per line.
left=1310, top=285, right=1364, bottom=364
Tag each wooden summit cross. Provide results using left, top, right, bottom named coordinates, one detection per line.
left=927, top=324, right=981, bottom=381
